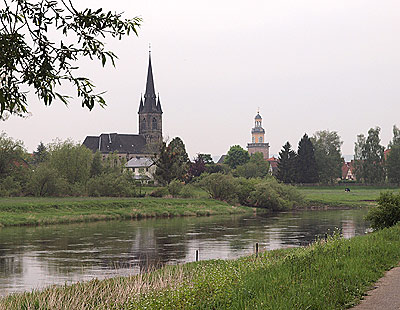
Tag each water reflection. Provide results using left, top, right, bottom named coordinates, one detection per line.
left=0, top=208, right=368, bottom=295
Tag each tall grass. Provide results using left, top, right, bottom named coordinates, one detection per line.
left=3, top=225, right=400, bottom=309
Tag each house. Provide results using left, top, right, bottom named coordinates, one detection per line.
left=266, top=156, right=279, bottom=176
left=125, top=157, right=156, bottom=181
left=342, top=161, right=356, bottom=180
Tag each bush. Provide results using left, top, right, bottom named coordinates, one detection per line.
left=149, top=187, right=169, bottom=197
left=28, top=164, right=69, bottom=197
left=168, top=179, right=184, bottom=197
left=199, top=173, right=304, bottom=211
left=180, top=184, right=197, bottom=198
left=199, top=173, right=238, bottom=202
left=366, top=192, right=400, bottom=229
left=87, top=173, right=136, bottom=197
left=0, top=176, right=22, bottom=197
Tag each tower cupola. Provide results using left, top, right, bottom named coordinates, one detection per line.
left=247, top=111, right=270, bottom=159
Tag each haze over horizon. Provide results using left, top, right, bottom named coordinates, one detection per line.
left=1, top=0, right=399, bottom=160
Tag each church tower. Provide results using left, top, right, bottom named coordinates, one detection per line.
left=138, top=52, right=163, bottom=144
left=247, top=112, right=270, bottom=159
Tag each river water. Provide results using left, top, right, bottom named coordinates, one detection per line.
left=0, top=208, right=369, bottom=295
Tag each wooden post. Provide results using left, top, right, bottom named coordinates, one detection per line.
left=255, top=242, right=259, bottom=257
left=324, top=233, right=328, bottom=241
left=196, top=250, right=199, bottom=262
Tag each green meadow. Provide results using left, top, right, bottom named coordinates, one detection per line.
left=0, top=197, right=250, bottom=227
left=298, top=185, right=400, bottom=208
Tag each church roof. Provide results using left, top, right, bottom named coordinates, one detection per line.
left=83, top=133, right=147, bottom=154
left=139, top=53, right=162, bottom=114
left=255, top=113, right=262, bottom=120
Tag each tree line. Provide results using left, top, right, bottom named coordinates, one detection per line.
left=276, top=126, right=400, bottom=185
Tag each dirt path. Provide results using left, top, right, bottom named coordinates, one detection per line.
left=352, top=266, right=400, bottom=310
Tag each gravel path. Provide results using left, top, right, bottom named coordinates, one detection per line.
left=352, top=266, right=400, bottom=310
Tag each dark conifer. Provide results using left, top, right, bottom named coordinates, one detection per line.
left=277, top=142, right=297, bottom=183
left=296, top=134, right=319, bottom=183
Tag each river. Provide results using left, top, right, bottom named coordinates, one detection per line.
left=0, top=208, right=369, bottom=295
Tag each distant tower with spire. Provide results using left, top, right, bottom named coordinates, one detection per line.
left=247, top=111, right=270, bottom=159
left=138, top=50, right=163, bottom=144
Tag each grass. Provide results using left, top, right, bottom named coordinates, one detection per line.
left=298, top=185, right=400, bottom=208
left=0, top=197, right=251, bottom=227
left=2, top=224, right=400, bottom=309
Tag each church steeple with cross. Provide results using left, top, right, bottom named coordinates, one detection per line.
left=138, top=49, right=163, bottom=144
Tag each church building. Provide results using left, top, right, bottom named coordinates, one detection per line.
left=247, top=112, right=270, bottom=159
left=83, top=52, right=163, bottom=160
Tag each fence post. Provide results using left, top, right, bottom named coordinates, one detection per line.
left=196, top=250, right=199, bottom=262
left=255, top=242, right=259, bottom=257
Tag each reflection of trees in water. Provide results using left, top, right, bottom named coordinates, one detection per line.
left=0, top=209, right=369, bottom=289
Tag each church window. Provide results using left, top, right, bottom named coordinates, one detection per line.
left=141, top=118, right=146, bottom=130
left=152, top=118, right=157, bottom=129
left=259, top=137, right=263, bottom=143
left=252, top=137, right=255, bottom=143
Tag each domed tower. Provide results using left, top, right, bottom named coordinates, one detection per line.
left=138, top=51, right=163, bottom=144
left=247, top=112, right=270, bottom=159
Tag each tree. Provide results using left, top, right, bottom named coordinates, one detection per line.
left=90, top=151, right=103, bottom=177
left=296, top=134, right=319, bottom=183
left=187, top=154, right=206, bottom=181
left=311, top=130, right=343, bottom=184
left=154, top=137, right=189, bottom=185
left=224, top=145, right=250, bottom=169
left=354, top=127, right=385, bottom=184
left=0, top=132, right=26, bottom=177
left=48, top=140, right=92, bottom=184
left=234, top=152, right=269, bottom=179
left=277, top=142, right=297, bottom=183
left=198, top=154, right=213, bottom=165
left=0, top=0, right=141, bottom=117
left=32, top=142, right=49, bottom=165
left=387, top=125, right=400, bottom=184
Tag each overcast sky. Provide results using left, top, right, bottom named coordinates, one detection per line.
left=2, top=0, right=400, bottom=160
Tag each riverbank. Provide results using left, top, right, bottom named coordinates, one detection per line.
left=0, top=197, right=251, bottom=227
left=2, top=224, right=400, bottom=309
left=298, top=185, right=399, bottom=208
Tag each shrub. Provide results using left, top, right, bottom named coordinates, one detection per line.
left=87, top=173, right=136, bottom=197
left=168, top=179, right=184, bottom=197
left=366, top=192, right=400, bottom=229
left=0, top=176, right=22, bottom=197
left=180, top=184, right=197, bottom=198
left=28, top=164, right=69, bottom=197
left=199, top=173, right=238, bottom=202
left=149, top=187, right=169, bottom=197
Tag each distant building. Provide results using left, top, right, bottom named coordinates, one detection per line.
left=267, top=156, right=279, bottom=176
left=125, top=157, right=156, bottom=181
left=83, top=52, right=163, bottom=160
left=247, top=112, right=270, bottom=159
left=342, top=161, right=356, bottom=180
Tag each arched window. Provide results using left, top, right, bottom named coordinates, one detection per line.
left=259, top=137, right=263, bottom=143
left=152, top=117, right=157, bottom=129
left=252, top=136, right=255, bottom=143
left=141, top=118, right=146, bottom=130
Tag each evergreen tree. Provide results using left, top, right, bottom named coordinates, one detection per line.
left=296, top=134, right=319, bottom=183
left=311, top=130, right=343, bottom=184
left=354, top=127, right=385, bottom=184
left=224, top=145, right=250, bottom=169
left=33, top=142, right=49, bottom=165
left=387, top=125, right=400, bottom=184
left=154, top=137, right=189, bottom=185
left=277, top=142, right=297, bottom=183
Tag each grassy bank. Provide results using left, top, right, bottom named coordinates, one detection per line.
left=2, top=224, right=400, bottom=309
left=0, top=197, right=251, bottom=227
left=298, top=185, right=400, bottom=208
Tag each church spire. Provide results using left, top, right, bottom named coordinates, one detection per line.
left=144, top=51, right=156, bottom=99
